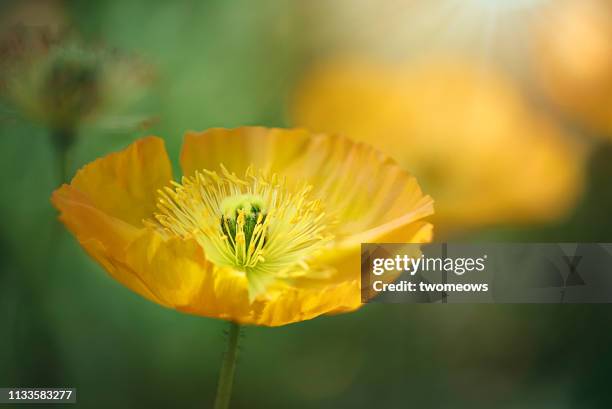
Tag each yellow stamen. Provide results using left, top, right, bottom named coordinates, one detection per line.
left=152, top=166, right=334, bottom=298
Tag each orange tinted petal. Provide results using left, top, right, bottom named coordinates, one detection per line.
left=178, top=269, right=360, bottom=326
left=280, top=132, right=434, bottom=244
left=51, top=137, right=176, bottom=308
left=123, top=230, right=211, bottom=308
left=180, top=127, right=312, bottom=178
left=70, top=136, right=172, bottom=226
left=316, top=220, right=434, bottom=284
left=51, top=184, right=162, bottom=304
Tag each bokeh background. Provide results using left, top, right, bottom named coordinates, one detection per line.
left=1, top=0, right=612, bottom=408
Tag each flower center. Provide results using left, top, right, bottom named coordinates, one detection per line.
left=152, top=166, right=333, bottom=297
left=219, top=194, right=268, bottom=265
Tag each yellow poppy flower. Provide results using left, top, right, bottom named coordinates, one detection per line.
left=51, top=127, right=433, bottom=326
left=292, top=59, right=587, bottom=233
left=532, top=0, right=612, bottom=137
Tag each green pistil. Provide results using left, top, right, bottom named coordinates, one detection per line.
left=220, top=194, right=266, bottom=251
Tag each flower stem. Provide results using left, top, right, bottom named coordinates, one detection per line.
left=50, top=128, right=76, bottom=184
left=213, top=322, right=241, bottom=409
left=56, top=145, right=70, bottom=185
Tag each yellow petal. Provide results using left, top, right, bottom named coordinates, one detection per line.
left=123, top=230, right=210, bottom=308
left=177, top=268, right=360, bottom=326
left=314, top=220, right=434, bottom=284
left=252, top=279, right=361, bottom=326
left=180, top=127, right=312, bottom=178
left=51, top=137, right=175, bottom=308
left=180, top=127, right=433, bottom=248
left=69, top=136, right=173, bottom=226
left=120, top=232, right=361, bottom=326
left=51, top=184, right=162, bottom=304
left=280, top=132, right=434, bottom=245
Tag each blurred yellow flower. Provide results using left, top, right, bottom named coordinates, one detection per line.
left=51, top=127, right=433, bottom=326
left=532, top=0, right=612, bottom=137
left=292, top=59, right=586, bottom=232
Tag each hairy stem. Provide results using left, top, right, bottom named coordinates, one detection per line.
left=213, top=322, right=241, bottom=409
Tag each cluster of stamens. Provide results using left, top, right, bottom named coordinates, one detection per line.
left=219, top=194, right=268, bottom=268
left=151, top=166, right=333, bottom=291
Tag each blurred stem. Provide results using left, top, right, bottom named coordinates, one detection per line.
left=50, top=128, right=76, bottom=184
left=213, top=322, right=241, bottom=409
left=49, top=128, right=76, bottom=248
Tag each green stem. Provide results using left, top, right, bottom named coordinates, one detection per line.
left=50, top=128, right=76, bottom=184
left=213, top=322, right=241, bottom=409
left=49, top=128, right=76, bottom=252
left=57, top=144, right=70, bottom=184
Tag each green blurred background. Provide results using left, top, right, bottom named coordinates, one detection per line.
left=1, top=0, right=612, bottom=408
